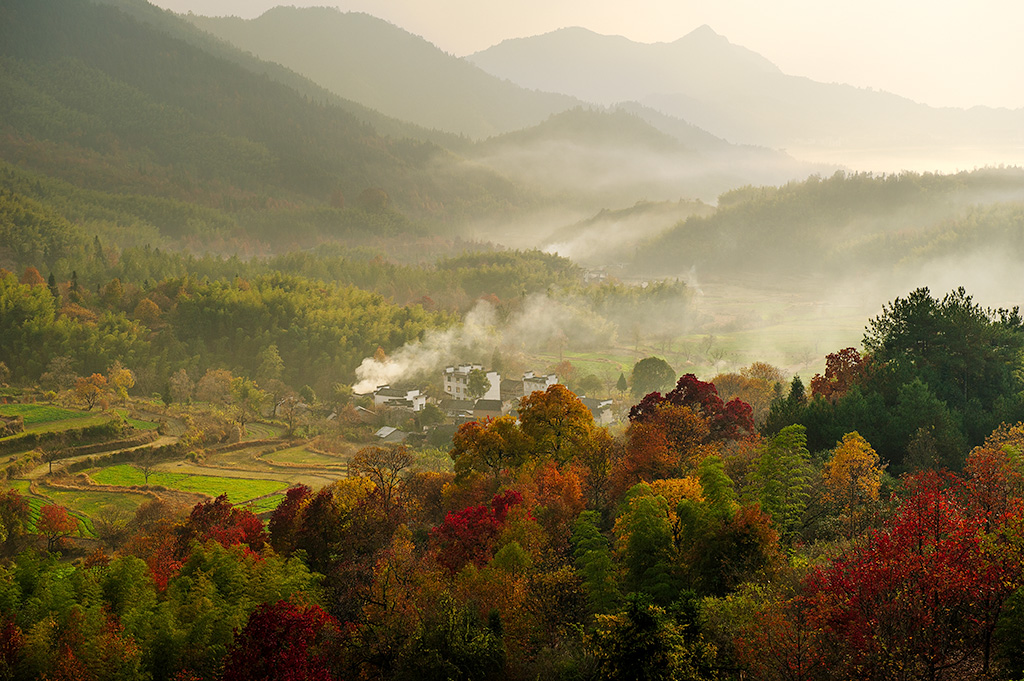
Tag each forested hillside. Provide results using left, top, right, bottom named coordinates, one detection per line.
left=632, top=168, right=1024, bottom=279
left=188, top=7, right=580, bottom=139
left=0, top=0, right=532, bottom=229
left=4, top=290, right=1024, bottom=679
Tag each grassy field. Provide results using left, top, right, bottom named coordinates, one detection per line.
left=203, top=447, right=268, bottom=469
left=0, top=404, right=88, bottom=424
left=264, top=445, right=346, bottom=467
left=92, top=464, right=288, bottom=503
left=38, top=483, right=149, bottom=522
left=111, top=409, right=160, bottom=431
left=6, top=415, right=111, bottom=438
left=241, top=494, right=284, bottom=514
left=244, top=422, right=284, bottom=440
left=1, top=480, right=95, bottom=536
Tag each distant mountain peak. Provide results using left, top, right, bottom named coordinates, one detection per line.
left=685, top=24, right=722, bottom=39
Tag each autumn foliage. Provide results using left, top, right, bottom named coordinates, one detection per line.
left=175, top=494, right=266, bottom=558
left=431, top=490, right=524, bottom=573
left=221, top=601, right=338, bottom=681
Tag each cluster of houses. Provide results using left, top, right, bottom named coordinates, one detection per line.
left=366, top=363, right=613, bottom=443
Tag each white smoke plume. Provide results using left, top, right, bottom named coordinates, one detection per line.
left=351, top=293, right=617, bottom=394
left=352, top=300, right=500, bottom=394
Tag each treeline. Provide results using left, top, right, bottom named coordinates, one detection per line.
left=766, top=287, right=1024, bottom=470
left=0, top=158, right=431, bottom=265
left=5, top=288, right=1024, bottom=679
left=633, top=167, right=1024, bottom=278
left=0, top=247, right=695, bottom=396
left=0, top=269, right=448, bottom=397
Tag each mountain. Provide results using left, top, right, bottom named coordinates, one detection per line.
left=467, top=106, right=823, bottom=207
left=468, top=26, right=1024, bottom=157
left=91, top=0, right=474, bottom=150
left=187, top=8, right=581, bottom=139
left=0, top=0, right=541, bottom=257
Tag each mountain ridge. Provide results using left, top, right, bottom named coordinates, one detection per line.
left=467, top=25, right=1024, bottom=157
left=187, top=7, right=582, bottom=139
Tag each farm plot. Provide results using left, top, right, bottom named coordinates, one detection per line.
left=3, top=480, right=95, bottom=536
left=37, top=483, right=149, bottom=523
left=264, top=445, right=347, bottom=467
left=92, top=464, right=288, bottom=504
left=0, top=404, right=88, bottom=424
left=5, top=415, right=111, bottom=438
left=243, top=422, right=285, bottom=440
left=241, top=494, right=284, bottom=514
left=111, top=409, right=160, bottom=430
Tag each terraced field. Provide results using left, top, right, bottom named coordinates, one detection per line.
left=1, top=404, right=363, bottom=531
left=264, top=445, right=347, bottom=467
left=92, top=464, right=289, bottom=504
left=243, top=422, right=285, bottom=440
left=37, top=482, right=150, bottom=523
left=0, top=404, right=88, bottom=424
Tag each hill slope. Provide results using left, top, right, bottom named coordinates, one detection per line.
left=0, top=0, right=533, bottom=242
left=467, top=106, right=822, bottom=206
left=631, top=168, right=1024, bottom=288
left=187, top=7, right=581, bottom=139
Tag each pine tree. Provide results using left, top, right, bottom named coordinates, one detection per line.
left=752, top=424, right=811, bottom=537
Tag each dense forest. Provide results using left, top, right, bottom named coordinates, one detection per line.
left=5, top=288, right=1024, bottom=679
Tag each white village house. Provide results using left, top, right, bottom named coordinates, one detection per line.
left=522, top=371, right=558, bottom=395
left=372, top=385, right=426, bottom=412
left=442, top=364, right=500, bottom=401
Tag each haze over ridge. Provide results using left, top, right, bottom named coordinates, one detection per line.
left=149, top=0, right=1024, bottom=112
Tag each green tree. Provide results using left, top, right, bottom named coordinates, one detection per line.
left=230, top=377, right=268, bottom=435
left=467, top=368, right=492, bottom=401
left=255, top=343, right=285, bottom=384
left=750, top=425, right=811, bottom=538
left=617, top=485, right=678, bottom=604
left=571, top=510, right=621, bottom=616
left=631, top=357, right=675, bottom=399
left=864, top=287, right=1024, bottom=409
left=591, top=594, right=715, bottom=681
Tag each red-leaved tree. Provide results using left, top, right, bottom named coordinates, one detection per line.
left=630, top=373, right=754, bottom=441
left=174, top=494, right=266, bottom=559
left=431, top=490, right=523, bottom=574
left=801, top=471, right=1019, bottom=677
left=221, top=600, right=338, bottom=681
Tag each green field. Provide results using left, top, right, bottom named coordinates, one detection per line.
left=0, top=404, right=89, bottom=424
left=37, top=483, right=149, bottom=524
left=92, top=464, right=288, bottom=503
left=4, top=415, right=111, bottom=439
left=1, top=480, right=94, bottom=536
left=112, top=409, right=160, bottom=431
left=264, top=445, right=346, bottom=467
left=243, top=422, right=284, bottom=440
left=241, top=494, right=284, bottom=514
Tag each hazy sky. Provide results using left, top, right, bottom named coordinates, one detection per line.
left=150, top=0, right=1024, bottom=110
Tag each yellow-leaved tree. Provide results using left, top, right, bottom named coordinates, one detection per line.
left=823, top=431, right=884, bottom=537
